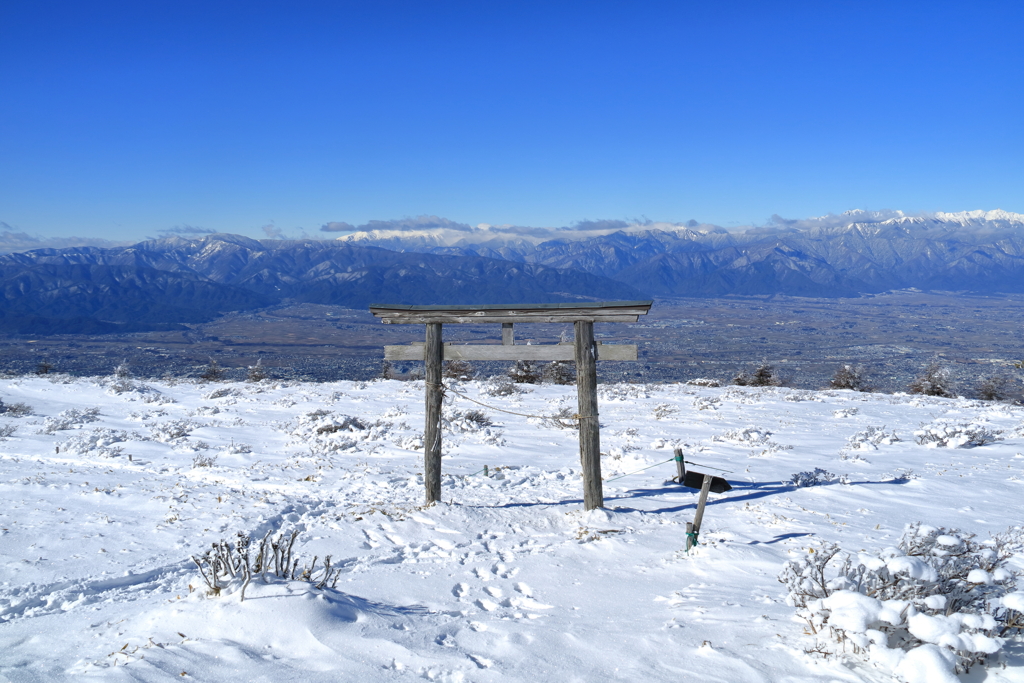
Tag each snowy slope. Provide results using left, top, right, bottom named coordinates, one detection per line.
left=1, top=375, right=1023, bottom=682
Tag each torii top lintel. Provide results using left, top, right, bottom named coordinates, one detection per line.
left=368, top=300, right=653, bottom=325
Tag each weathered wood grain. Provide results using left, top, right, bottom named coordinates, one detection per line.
left=383, top=344, right=638, bottom=361
left=424, top=323, right=443, bottom=504
left=692, top=474, right=713, bottom=534
left=377, top=314, right=643, bottom=324
left=575, top=320, right=603, bottom=510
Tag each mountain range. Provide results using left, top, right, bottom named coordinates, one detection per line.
left=337, top=209, right=1024, bottom=298
left=2, top=209, right=1022, bottom=335
left=0, top=235, right=643, bottom=334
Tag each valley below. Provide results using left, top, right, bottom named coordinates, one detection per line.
left=4, top=291, right=1022, bottom=396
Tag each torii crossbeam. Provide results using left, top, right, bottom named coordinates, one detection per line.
left=370, top=301, right=653, bottom=510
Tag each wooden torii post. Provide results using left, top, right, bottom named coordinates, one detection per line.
left=370, top=301, right=653, bottom=510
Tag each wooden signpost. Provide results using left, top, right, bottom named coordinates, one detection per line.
left=370, top=301, right=653, bottom=510
left=673, top=447, right=731, bottom=550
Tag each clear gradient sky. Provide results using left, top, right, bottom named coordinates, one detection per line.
left=1, top=1, right=1022, bottom=242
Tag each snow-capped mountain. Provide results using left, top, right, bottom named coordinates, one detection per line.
left=333, top=210, right=1024, bottom=298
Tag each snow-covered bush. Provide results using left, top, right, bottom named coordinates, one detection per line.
left=686, top=378, right=721, bottom=387
left=542, top=361, right=575, bottom=385
left=829, top=364, right=872, bottom=392
left=482, top=377, right=522, bottom=397
left=57, top=428, right=133, bottom=458
left=192, top=452, right=218, bottom=468
left=314, top=415, right=367, bottom=434
left=150, top=418, right=199, bottom=442
left=0, top=399, right=31, bottom=417
left=733, top=360, right=782, bottom=387
left=908, top=362, right=955, bottom=398
left=713, top=425, right=772, bottom=446
left=914, top=422, right=1001, bottom=448
left=545, top=406, right=579, bottom=430
left=0, top=424, right=16, bottom=440
left=443, top=359, right=474, bottom=381
left=508, top=360, right=542, bottom=384
left=394, top=435, right=424, bottom=450
left=599, top=384, right=650, bottom=401
left=693, top=396, right=721, bottom=411
left=142, top=392, right=174, bottom=405
left=290, top=411, right=387, bottom=454
left=246, top=357, right=268, bottom=382
left=39, top=407, right=100, bottom=434
left=848, top=426, right=901, bottom=451
left=199, top=358, right=226, bottom=382
left=975, top=374, right=1015, bottom=402
left=106, top=361, right=135, bottom=395
left=443, top=408, right=492, bottom=433
left=204, top=387, right=238, bottom=400
left=652, top=403, right=679, bottom=419
left=789, top=468, right=841, bottom=487
left=191, top=528, right=342, bottom=602
left=779, top=523, right=1023, bottom=679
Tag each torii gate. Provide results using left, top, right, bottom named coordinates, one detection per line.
left=369, top=301, right=653, bottom=510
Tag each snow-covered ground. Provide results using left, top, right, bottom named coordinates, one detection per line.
left=1, top=374, right=1022, bottom=682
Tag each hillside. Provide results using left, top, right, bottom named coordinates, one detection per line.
left=1, top=375, right=1022, bottom=681
left=0, top=237, right=644, bottom=334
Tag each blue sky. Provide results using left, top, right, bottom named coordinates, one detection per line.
left=1, top=1, right=1021, bottom=242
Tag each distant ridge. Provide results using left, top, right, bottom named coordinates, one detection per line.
left=0, top=236, right=644, bottom=335
left=4, top=209, right=1024, bottom=335
left=336, top=210, right=1024, bottom=298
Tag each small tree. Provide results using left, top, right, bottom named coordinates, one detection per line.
left=200, top=358, right=226, bottom=382
left=443, top=360, right=474, bottom=381
left=380, top=360, right=395, bottom=380
left=975, top=374, right=1013, bottom=402
left=114, top=360, right=131, bottom=380
left=908, top=361, right=955, bottom=398
left=733, top=359, right=781, bottom=387
left=246, top=357, right=268, bottom=382
left=543, top=361, right=575, bottom=385
left=35, top=360, right=54, bottom=375
left=109, top=359, right=134, bottom=394
left=508, top=360, right=542, bottom=384
left=828, top=364, right=871, bottom=392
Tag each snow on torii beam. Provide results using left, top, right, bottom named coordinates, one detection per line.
left=370, top=301, right=653, bottom=510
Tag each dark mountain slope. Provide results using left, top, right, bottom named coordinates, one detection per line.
left=0, top=236, right=645, bottom=335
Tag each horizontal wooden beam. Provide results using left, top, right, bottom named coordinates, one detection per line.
left=370, top=301, right=652, bottom=325
left=384, top=344, right=638, bottom=361
left=378, top=314, right=643, bottom=324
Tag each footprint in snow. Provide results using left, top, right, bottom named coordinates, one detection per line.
left=484, top=586, right=503, bottom=598
left=453, top=583, right=468, bottom=598
left=476, top=598, right=499, bottom=611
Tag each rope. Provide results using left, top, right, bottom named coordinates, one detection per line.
left=683, top=460, right=733, bottom=474
left=686, top=531, right=698, bottom=551
left=604, top=455, right=733, bottom=482
left=604, top=456, right=676, bottom=482
left=434, top=380, right=732, bottom=481
left=439, top=381, right=589, bottom=427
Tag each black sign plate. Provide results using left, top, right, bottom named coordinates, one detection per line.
left=679, top=470, right=731, bottom=493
